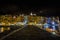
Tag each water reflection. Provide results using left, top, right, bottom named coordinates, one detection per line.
left=0, top=27, right=10, bottom=33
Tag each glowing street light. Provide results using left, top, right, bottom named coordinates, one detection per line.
left=13, top=16, right=16, bottom=19
left=30, top=12, right=36, bottom=16
left=30, top=12, right=33, bottom=15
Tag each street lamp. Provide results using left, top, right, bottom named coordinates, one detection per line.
left=30, top=12, right=36, bottom=16
left=30, top=12, right=33, bottom=15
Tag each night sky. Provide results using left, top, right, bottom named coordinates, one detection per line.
left=0, top=0, right=59, bottom=16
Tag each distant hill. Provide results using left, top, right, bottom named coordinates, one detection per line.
left=4, top=25, right=60, bottom=40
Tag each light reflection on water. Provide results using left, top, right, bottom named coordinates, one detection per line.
left=0, top=27, right=10, bottom=33
left=0, top=25, right=58, bottom=36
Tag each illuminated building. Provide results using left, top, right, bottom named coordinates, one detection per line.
left=51, top=20, right=57, bottom=32
left=43, top=22, right=49, bottom=30
left=0, top=14, right=60, bottom=34
left=24, top=16, right=28, bottom=24
left=47, top=17, right=51, bottom=24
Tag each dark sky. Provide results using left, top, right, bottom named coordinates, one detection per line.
left=0, top=0, right=59, bottom=16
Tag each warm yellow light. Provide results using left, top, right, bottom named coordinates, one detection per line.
left=1, top=22, right=5, bottom=26
left=7, top=27, right=10, bottom=30
left=1, top=27, right=4, bottom=32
